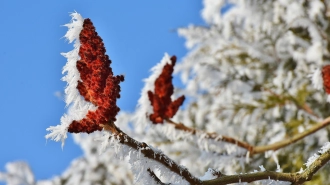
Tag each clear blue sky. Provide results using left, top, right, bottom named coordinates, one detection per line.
left=0, top=0, right=204, bottom=182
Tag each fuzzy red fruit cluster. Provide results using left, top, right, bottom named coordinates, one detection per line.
left=148, top=56, right=185, bottom=124
left=68, top=18, right=124, bottom=133
left=322, top=65, right=330, bottom=94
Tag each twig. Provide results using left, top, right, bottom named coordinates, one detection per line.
left=165, top=116, right=330, bottom=156
left=252, top=116, right=330, bottom=154
left=101, top=123, right=202, bottom=185
left=165, top=118, right=253, bottom=151
left=202, top=147, right=330, bottom=184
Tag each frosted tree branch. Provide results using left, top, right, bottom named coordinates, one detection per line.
left=101, top=119, right=330, bottom=185
left=101, top=123, right=202, bottom=185
left=165, top=118, right=253, bottom=151
left=165, top=116, right=330, bottom=156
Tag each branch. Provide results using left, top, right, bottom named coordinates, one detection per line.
left=202, top=146, right=330, bottom=185
left=165, top=116, right=330, bottom=156
left=252, top=116, right=330, bottom=154
left=101, top=123, right=202, bottom=185
left=165, top=118, right=253, bottom=151
left=102, top=121, right=330, bottom=185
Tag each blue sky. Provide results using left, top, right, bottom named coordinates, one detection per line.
left=0, top=0, right=204, bottom=182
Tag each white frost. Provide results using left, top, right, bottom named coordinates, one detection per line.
left=305, top=142, right=330, bottom=167
left=310, top=68, right=324, bottom=90
left=259, top=165, right=266, bottom=172
left=46, top=12, right=97, bottom=148
left=199, top=168, right=218, bottom=180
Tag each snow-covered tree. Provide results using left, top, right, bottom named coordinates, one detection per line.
left=2, top=0, right=330, bottom=184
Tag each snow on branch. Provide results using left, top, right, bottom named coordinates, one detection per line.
left=305, top=142, right=330, bottom=167
left=202, top=143, right=330, bottom=185
left=101, top=119, right=330, bottom=184
left=165, top=115, right=330, bottom=157
left=101, top=124, right=200, bottom=185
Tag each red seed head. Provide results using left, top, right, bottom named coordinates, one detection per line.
left=148, top=56, right=185, bottom=124
left=68, top=18, right=124, bottom=133
left=322, top=65, right=330, bottom=94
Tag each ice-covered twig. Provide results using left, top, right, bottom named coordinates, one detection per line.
left=101, top=123, right=201, bottom=185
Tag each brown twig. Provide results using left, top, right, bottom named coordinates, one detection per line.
left=165, top=116, right=330, bottom=156
left=165, top=118, right=253, bottom=151
left=101, top=123, right=202, bottom=185
left=252, top=116, right=330, bottom=154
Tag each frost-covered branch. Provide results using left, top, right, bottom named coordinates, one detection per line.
left=203, top=145, right=330, bottom=184
left=165, top=119, right=253, bottom=151
left=252, top=116, right=330, bottom=154
left=101, top=123, right=201, bottom=185
left=166, top=116, right=330, bottom=156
